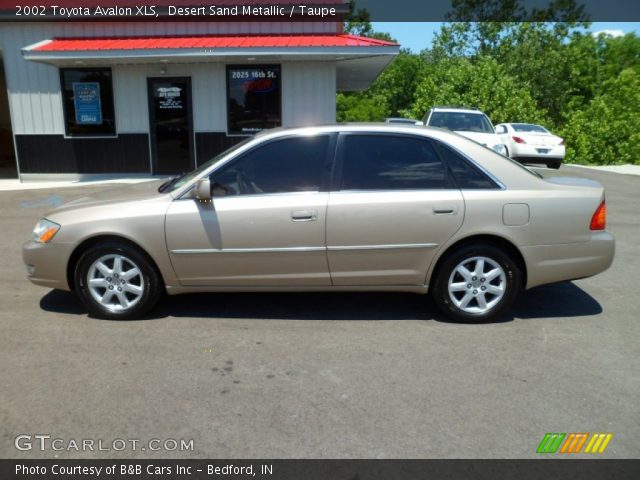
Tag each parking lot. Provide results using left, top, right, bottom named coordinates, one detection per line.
left=0, top=166, right=638, bottom=459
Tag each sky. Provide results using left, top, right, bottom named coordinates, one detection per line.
left=372, top=22, right=640, bottom=52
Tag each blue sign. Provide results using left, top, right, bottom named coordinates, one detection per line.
left=72, top=82, right=102, bottom=125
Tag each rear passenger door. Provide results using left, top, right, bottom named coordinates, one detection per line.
left=326, top=133, right=464, bottom=286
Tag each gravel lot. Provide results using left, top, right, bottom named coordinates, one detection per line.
left=1, top=166, right=638, bottom=459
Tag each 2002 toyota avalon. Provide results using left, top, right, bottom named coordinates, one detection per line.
left=23, top=125, right=615, bottom=322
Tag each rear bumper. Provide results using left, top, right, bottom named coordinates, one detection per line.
left=511, top=144, right=565, bottom=159
left=521, top=232, right=615, bottom=289
left=22, top=240, right=75, bottom=290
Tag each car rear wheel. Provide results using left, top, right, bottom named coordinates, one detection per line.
left=431, top=243, right=522, bottom=322
left=74, top=242, right=162, bottom=320
left=546, top=159, right=562, bottom=169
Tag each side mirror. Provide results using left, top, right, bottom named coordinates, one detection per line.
left=193, top=178, right=211, bottom=201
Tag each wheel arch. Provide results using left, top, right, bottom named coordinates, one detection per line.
left=428, top=234, right=527, bottom=290
left=66, top=234, right=165, bottom=291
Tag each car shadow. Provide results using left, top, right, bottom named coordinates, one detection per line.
left=39, top=281, right=602, bottom=323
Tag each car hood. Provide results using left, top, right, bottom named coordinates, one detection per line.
left=455, top=131, right=502, bottom=147
left=45, top=179, right=170, bottom=215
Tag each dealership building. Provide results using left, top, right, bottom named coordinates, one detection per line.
left=0, top=1, right=399, bottom=179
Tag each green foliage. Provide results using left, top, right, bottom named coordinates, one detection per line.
left=336, top=1, right=639, bottom=165
left=367, top=52, right=425, bottom=117
left=336, top=93, right=388, bottom=122
left=561, top=69, right=640, bottom=165
left=409, top=57, right=548, bottom=125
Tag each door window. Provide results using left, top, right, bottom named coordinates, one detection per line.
left=212, top=135, right=330, bottom=196
left=340, top=134, right=454, bottom=190
left=148, top=78, right=193, bottom=174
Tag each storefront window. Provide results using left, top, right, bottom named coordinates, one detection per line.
left=227, top=65, right=281, bottom=135
left=60, top=67, right=116, bottom=136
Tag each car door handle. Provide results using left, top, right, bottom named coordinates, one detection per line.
left=433, top=206, right=457, bottom=215
left=291, top=210, right=318, bottom=222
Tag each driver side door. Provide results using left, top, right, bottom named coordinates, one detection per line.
left=165, top=134, right=335, bottom=286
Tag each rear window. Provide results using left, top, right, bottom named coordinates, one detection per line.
left=428, top=112, right=494, bottom=134
left=511, top=124, right=548, bottom=133
left=435, top=142, right=500, bottom=189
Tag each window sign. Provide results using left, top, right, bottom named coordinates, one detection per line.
left=61, top=68, right=115, bottom=136
left=72, top=82, right=102, bottom=125
left=227, top=65, right=281, bottom=135
left=156, top=86, right=183, bottom=110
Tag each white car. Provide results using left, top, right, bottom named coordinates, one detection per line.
left=423, top=107, right=507, bottom=156
left=495, top=123, right=565, bottom=169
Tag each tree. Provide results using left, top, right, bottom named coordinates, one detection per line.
left=561, top=68, right=640, bottom=165
left=409, top=56, right=548, bottom=125
left=365, top=51, right=425, bottom=117
left=336, top=93, right=388, bottom=122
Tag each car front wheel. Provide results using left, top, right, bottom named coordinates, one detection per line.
left=431, top=244, right=522, bottom=322
left=74, top=242, right=162, bottom=320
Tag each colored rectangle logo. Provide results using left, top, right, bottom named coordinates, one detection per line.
left=537, top=433, right=612, bottom=454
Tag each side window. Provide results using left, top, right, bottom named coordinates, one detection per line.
left=436, top=142, right=500, bottom=189
left=212, top=135, right=330, bottom=196
left=340, top=135, right=454, bottom=190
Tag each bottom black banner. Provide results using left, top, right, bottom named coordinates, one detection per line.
left=1, top=460, right=639, bottom=480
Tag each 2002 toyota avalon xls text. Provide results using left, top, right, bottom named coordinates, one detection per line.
left=23, top=125, right=615, bottom=322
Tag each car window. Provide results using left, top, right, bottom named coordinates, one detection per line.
left=512, top=123, right=549, bottom=133
left=211, top=135, right=330, bottom=196
left=340, top=135, right=455, bottom=191
left=428, top=112, right=494, bottom=134
left=435, top=142, right=500, bottom=189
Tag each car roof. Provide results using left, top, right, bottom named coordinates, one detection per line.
left=255, top=123, right=435, bottom=138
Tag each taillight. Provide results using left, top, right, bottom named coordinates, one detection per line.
left=590, top=200, right=606, bottom=231
left=512, top=136, right=526, bottom=144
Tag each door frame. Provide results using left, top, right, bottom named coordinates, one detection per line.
left=146, top=76, right=194, bottom=175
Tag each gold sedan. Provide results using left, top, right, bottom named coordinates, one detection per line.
left=23, top=125, right=615, bottom=322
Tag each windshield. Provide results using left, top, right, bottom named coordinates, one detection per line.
left=511, top=123, right=549, bottom=133
left=386, top=118, right=418, bottom=124
left=428, top=112, right=494, bottom=134
left=158, top=137, right=254, bottom=193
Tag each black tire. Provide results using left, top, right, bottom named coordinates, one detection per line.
left=74, top=241, right=163, bottom=320
left=546, top=159, right=562, bottom=169
left=431, top=243, right=523, bottom=323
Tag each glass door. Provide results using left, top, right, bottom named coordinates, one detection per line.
left=147, top=77, right=193, bottom=175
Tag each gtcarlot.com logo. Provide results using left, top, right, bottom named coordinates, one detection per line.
left=14, top=434, right=194, bottom=452
left=537, top=432, right=613, bottom=454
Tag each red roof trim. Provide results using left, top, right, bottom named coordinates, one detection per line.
left=32, top=34, right=398, bottom=52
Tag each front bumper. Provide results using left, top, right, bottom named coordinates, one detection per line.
left=521, top=231, right=615, bottom=289
left=22, top=240, right=75, bottom=290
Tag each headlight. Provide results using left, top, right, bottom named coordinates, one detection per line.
left=33, top=218, right=60, bottom=243
left=491, top=144, right=508, bottom=156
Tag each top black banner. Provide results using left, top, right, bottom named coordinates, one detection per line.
left=1, top=0, right=640, bottom=22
